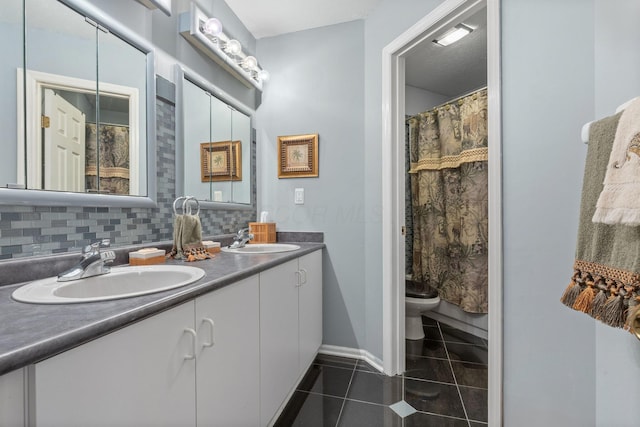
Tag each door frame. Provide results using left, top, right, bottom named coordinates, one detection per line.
left=381, top=0, right=502, bottom=424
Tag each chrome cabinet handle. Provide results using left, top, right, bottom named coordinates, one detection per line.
left=201, top=318, right=215, bottom=348
left=300, top=268, right=308, bottom=285
left=183, top=328, right=197, bottom=360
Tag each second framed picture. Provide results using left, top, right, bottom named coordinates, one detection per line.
left=277, top=133, right=318, bottom=178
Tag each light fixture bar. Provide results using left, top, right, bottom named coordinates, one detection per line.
left=433, top=24, right=473, bottom=47
left=179, top=2, right=267, bottom=91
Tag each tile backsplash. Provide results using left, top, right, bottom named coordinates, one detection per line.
left=0, top=77, right=257, bottom=260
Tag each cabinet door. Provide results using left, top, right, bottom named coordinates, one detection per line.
left=298, top=250, right=323, bottom=375
left=195, top=275, right=260, bottom=427
left=259, top=259, right=299, bottom=427
left=0, top=368, right=25, bottom=427
left=33, top=302, right=197, bottom=427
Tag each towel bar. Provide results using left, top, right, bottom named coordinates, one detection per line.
left=582, top=97, right=639, bottom=144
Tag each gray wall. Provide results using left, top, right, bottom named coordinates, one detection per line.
left=405, top=86, right=449, bottom=116
left=256, top=21, right=366, bottom=351
left=502, top=0, right=596, bottom=425
left=363, top=0, right=446, bottom=361
left=593, top=0, right=640, bottom=425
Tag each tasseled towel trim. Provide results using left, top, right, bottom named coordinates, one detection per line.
left=561, top=259, right=640, bottom=331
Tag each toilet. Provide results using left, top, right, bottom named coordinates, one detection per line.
left=405, top=280, right=440, bottom=340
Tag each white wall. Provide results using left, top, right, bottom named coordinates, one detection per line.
left=502, top=0, right=596, bottom=425
left=593, top=1, right=640, bottom=425
left=256, top=21, right=366, bottom=350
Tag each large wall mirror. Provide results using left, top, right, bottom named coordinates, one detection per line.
left=176, top=65, right=253, bottom=208
left=1, top=0, right=156, bottom=207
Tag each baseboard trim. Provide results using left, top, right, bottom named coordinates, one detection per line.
left=318, top=345, right=384, bottom=374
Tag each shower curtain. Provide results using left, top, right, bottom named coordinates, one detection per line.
left=408, top=88, right=488, bottom=313
left=85, top=123, right=130, bottom=195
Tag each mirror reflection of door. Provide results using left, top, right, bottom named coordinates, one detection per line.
left=42, top=88, right=86, bottom=192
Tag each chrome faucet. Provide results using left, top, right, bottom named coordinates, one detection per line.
left=228, top=228, right=254, bottom=249
left=58, top=239, right=116, bottom=282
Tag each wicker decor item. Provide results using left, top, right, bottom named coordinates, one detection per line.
left=249, top=222, right=276, bottom=244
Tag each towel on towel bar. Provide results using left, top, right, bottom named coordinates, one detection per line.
left=592, top=97, right=640, bottom=225
left=561, top=111, right=640, bottom=330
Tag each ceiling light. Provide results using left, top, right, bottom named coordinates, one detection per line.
left=242, top=56, right=258, bottom=71
left=203, top=17, right=223, bottom=37
left=226, top=39, right=241, bottom=55
left=433, top=24, right=472, bottom=47
left=258, top=69, right=270, bottom=82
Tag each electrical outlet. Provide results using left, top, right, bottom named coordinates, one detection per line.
left=294, top=188, right=304, bottom=205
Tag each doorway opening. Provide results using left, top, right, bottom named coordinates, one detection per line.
left=381, top=0, right=501, bottom=425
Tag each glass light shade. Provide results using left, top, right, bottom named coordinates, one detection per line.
left=226, top=39, right=241, bottom=55
left=258, top=69, right=270, bottom=82
left=242, top=56, right=258, bottom=70
left=203, top=18, right=223, bottom=37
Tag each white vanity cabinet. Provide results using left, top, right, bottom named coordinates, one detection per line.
left=32, top=275, right=260, bottom=427
left=259, top=250, right=323, bottom=426
left=0, top=368, right=25, bottom=427
left=32, top=300, right=197, bottom=427
left=195, top=275, right=260, bottom=426
left=26, top=249, right=322, bottom=427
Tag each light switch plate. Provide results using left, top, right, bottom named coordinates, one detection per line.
left=294, top=188, right=304, bottom=205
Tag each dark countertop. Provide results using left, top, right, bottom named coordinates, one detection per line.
left=0, top=243, right=324, bottom=376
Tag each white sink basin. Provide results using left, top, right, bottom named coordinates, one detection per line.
left=12, top=265, right=205, bottom=304
left=222, top=243, right=300, bottom=254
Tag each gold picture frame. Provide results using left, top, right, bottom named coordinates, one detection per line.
left=200, top=140, right=242, bottom=182
left=277, top=133, right=319, bottom=178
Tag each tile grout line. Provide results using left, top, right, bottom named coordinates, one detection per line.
left=334, top=362, right=357, bottom=427
left=437, top=320, right=472, bottom=427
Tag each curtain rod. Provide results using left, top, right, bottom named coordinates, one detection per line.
left=409, top=85, right=488, bottom=120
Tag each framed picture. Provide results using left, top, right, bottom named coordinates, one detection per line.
left=200, top=140, right=242, bottom=182
left=277, top=133, right=319, bottom=178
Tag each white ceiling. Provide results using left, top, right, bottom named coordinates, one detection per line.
left=224, top=0, right=486, bottom=95
left=224, top=0, right=383, bottom=39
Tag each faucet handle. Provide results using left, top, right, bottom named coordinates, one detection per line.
left=82, top=239, right=111, bottom=256
left=101, top=250, right=116, bottom=264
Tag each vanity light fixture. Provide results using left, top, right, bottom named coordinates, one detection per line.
left=179, top=3, right=268, bottom=91
left=433, top=24, right=473, bottom=47
left=202, top=17, right=223, bottom=37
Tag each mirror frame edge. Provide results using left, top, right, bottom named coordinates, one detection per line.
left=1, top=0, right=158, bottom=208
left=174, top=63, right=255, bottom=210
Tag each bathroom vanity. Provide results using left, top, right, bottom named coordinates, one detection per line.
left=0, top=244, right=323, bottom=427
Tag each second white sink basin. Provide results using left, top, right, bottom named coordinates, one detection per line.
left=222, top=243, right=300, bottom=254
left=12, top=265, right=205, bottom=304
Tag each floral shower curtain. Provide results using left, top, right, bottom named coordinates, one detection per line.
left=85, top=123, right=130, bottom=195
left=408, top=88, right=488, bottom=313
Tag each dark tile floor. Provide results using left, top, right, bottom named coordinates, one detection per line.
left=275, top=316, right=488, bottom=426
